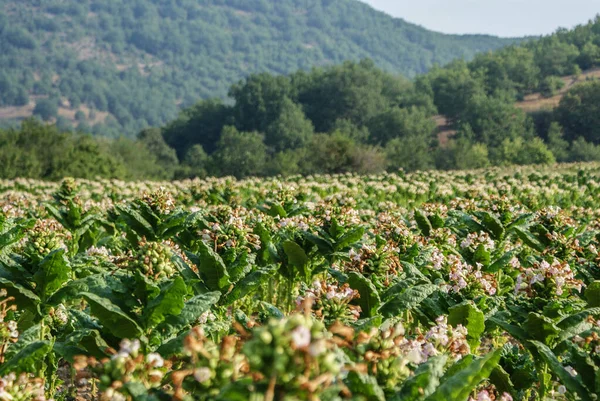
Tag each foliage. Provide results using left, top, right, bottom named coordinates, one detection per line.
left=0, top=0, right=516, bottom=136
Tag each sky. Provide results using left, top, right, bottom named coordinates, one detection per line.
left=360, top=0, right=600, bottom=37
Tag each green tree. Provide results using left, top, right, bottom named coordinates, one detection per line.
left=265, top=97, right=313, bottom=151
left=210, top=126, right=268, bottom=178
left=556, top=81, right=600, bottom=144
left=367, top=106, right=435, bottom=145
left=33, top=98, right=59, bottom=121
left=546, top=122, right=569, bottom=162
left=385, top=134, right=435, bottom=172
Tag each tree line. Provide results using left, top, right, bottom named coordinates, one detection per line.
left=2, top=16, right=600, bottom=180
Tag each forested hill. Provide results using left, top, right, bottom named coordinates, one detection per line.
left=0, top=0, right=517, bottom=137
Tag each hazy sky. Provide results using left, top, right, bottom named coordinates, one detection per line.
left=360, top=0, right=599, bottom=37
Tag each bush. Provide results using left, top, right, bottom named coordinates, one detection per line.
left=33, top=99, right=59, bottom=121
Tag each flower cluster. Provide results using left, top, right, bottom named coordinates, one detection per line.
left=515, top=259, right=583, bottom=297
left=76, top=339, right=168, bottom=401
left=0, top=289, right=18, bottom=363
left=344, top=316, right=471, bottom=392
left=297, top=280, right=361, bottom=324
left=0, top=374, right=48, bottom=401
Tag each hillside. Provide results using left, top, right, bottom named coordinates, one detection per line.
left=0, top=0, right=518, bottom=137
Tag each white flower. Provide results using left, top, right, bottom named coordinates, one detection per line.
left=557, top=385, right=567, bottom=394
left=291, top=325, right=311, bottom=348
left=565, top=366, right=577, bottom=377
left=146, top=353, right=164, bottom=368
left=194, top=367, right=212, bottom=383
left=0, top=390, right=13, bottom=401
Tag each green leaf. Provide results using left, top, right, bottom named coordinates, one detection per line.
left=529, top=341, right=593, bottom=401
left=0, top=277, right=40, bottom=313
left=4, top=324, right=42, bottom=360
left=555, top=307, right=600, bottom=344
left=155, top=292, right=221, bottom=340
left=223, top=266, right=276, bottom=305
left=525, top=313, right=560, bottom=346
left=585, top=281, right=600, bottom=307
left=283, top=240, right=308, bottom=269
left=336, top=227, right=365, bottom=250
left=486, top=250, right=518, bottom=273
left=448, top=301, right=485, bottom=349
left=379, top=284, right=438, bottom=318
left=347, top=272, right=380, bottom=318
left=82, top=292, right=143, bottom=339
left=396, top=355, right=448, bottom=401
left=489, top=366, right=516, bottom=398
left=33, top=248, right=71, bottom=301
left=0, top=341, right=52, bottom=375
left=196, top=241, right=231, bottom=292
left=345, top=371, right=386, bottom=401
left=414, top=210, right=433, bottom=237
left=487, top=316, right=528, bottom=343
left=513, top=227, right=546, bottom=252
left=425, top=349, right=501, bottom=401
left=479, top=212, right=505, bottom=240
left=143, top=277, right=187, bottom=329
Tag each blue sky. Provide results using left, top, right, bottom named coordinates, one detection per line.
left=360, top=0, right=599, bottom=37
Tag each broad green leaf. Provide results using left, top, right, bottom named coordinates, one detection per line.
left=489, top=366, right=516, bottom=398
left=525, top=313, right=560, bottom=346
left=143, top=277, right=187, bottom=329
left=395, top=355, right=448, bottom=401
left=425, top=349, right=501, bottom=401
left=585, top=281, right=600, bottom=307
left=82, top=292, right=143, bottom=339
left=345, top=371, right=386, bottom=401
left=260, top=302, right=284, bottom=319
left=195, top=241, right=230, bottom=292
left=33, top=248, right=71, bottom=301
left=4, top=323, right=42, bottom=360
left=0, top=277, right=40, bottom=313
left=347, top=271, right=380, bottom=318
left=414, top=210, right=433, bottom=237
left=380, top=284, right=437, bottom=318
left=283, top=240, right=308, bottom=268
left=487, top=316, right=528, bottom=343
left=513, top=227, right=545, bottom=252
left=556, top=307, right=600, bottom=344
left=486, top=250, right=518, bottom=273
left=336, top=227, right=365, bottom=250
left=480, top=211, right=505, bottom=240
left=154, top=291, right=221, bottom=341
left=0, top=341, right=51, bottom=375
left=529, top=341, right=593, bottom=401
left=448, top=301, right=485, bottom=349
left=223, top=266, right=276, bottom=305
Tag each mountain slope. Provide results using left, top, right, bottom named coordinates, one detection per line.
left=0, top=0, right=519, bottom=137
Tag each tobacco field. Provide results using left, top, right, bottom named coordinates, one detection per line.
left=2, top=163, right=600, bottom=401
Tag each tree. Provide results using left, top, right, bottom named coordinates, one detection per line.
left=556, top=81, right=600, bottom=144
left=209, top=126, right=268, bottom=178
left=460, top=93, right=534, bottom=160
left=229, top=73, right=293, bottom=133
left=426, top=61, right=485, bottom=121
left=265, top=97, right=313, bottom=151
left=367, top=106, right=435, bottom=145
left=546, top=122, right=569, bottom=162
left=385, top=134, right=435, bottom=172
left=297, top=60, right=392, bottom=132
left=176, top=144, right=209, bottom=179
left=33, top=98, right=59, bottom=121
left=163, top=99, right=233, bottom=157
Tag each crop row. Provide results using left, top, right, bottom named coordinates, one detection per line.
left=1, top=163, right=600, bottom=400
